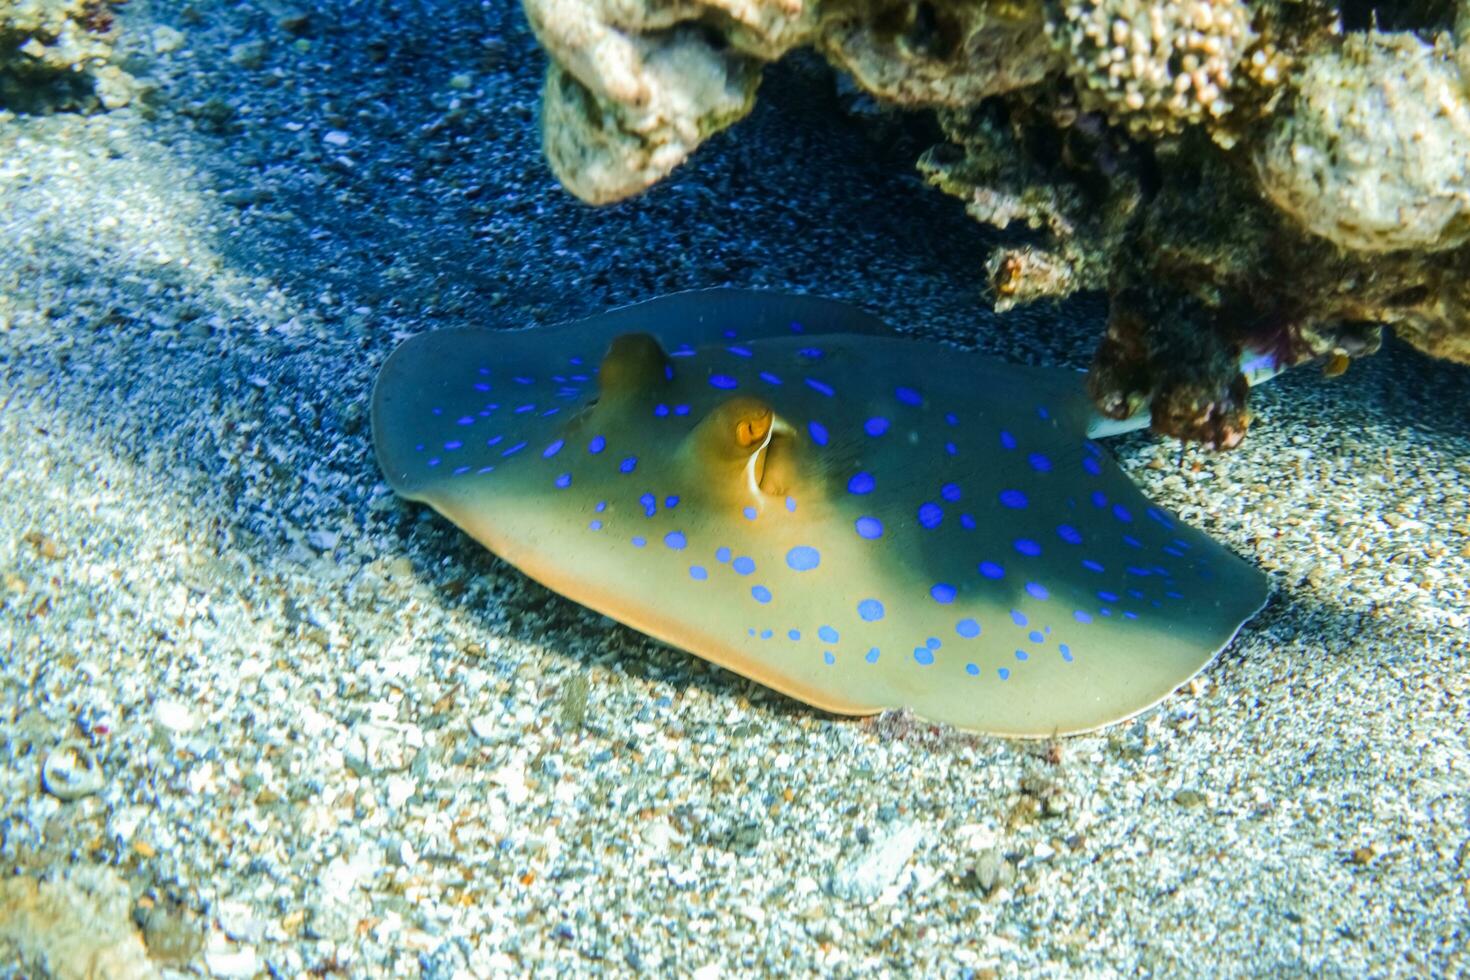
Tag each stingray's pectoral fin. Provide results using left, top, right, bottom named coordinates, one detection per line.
left=599, top=332, right=671, bottom=399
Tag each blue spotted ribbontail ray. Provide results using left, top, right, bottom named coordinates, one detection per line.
left=372, top=289, right=1271, bottom=737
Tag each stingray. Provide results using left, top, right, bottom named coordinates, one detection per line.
left=372, top=289, right=1270, bottom=737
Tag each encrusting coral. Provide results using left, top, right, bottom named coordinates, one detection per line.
left=523, top=0, right=1470, bottom=445
left=0, top=0, right=132, bottom=111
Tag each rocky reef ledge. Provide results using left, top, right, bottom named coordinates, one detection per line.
left=523, top=0, right=1470, bottom=446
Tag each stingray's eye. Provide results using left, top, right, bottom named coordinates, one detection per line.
left=599, top=332, right=670, bottom=396
left=736, top=410, right=772, bottom=449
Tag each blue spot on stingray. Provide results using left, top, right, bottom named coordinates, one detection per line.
left=865, top=648, right=880, bottom=663
left=1113, top=504, right=1134, bottom=523
left=1082, top=558, right=1104, bottom=572
left=456, top=416, right=475, bottom=426
left=743, top=506, right=758, bottom=521
left=1083, top=456, right=1102, bottom=476
left=1014, top=538, right=1042, bottom=556
left=513, top=376, right=533, bottom=385
left=666, top=495, right=680, bottom=509
left=926, top=637, right=941, bottom=650
left=798, top=347, right=824, bottom=359
left=1123, top=535, right=1142, bottom=549
left=1028, top=630, right=1045, bottom=643
left=945, top=442, right=958, bottom=456
left=595, top=501, right=607, bottom=512
left=918, top=503, right=943, bottom=529
left=426, top=458, right=442, bottom=468
left=965, top=663, right=980, bottom=676
left=1164, top=546, right=1186, bottom=558
left=1091, top=491, right=1108, bottom=508
left=476, top=465, right=494, bottom=475
left=1000, top=430, right=1017, bottom=450
left=857, top=599, right=885, bottom=622
left=931, top=583, right=957, bottom=603
left=716, top=547, right=732, bottom=563
left=1010, top=609, right=1028, bottom=626
left=665, top=531, right=687, bottom=550
left=752, top=585, right=772, bottom=604
left=1148, top=506, right=1175, bottom=529
left=723, top=329, right=736, bottom=338
left=453, top=466, right=470, bottom=475
left=759, top=371, right=782, bottom=385
left=1099, top=590, right=1120, bottom=602
left=956, top=618, right=981, bottom=638
left=788, top=629, right=801, bottom=640
left=785, top=496, right=797, bottom=512
left=1028, top=453, right=1053, bottom=473
left=444, top=441, right=463, bottom=451
left=823, top=651, right=835, bottom=665
left=855, top=516, right=884, bottom=539
left=1037, top=406, right=1050, bottom=420
left=819, top=625, right=839, bottom=643
left=620, top=456, right=638, bottom=473
left=1015, top=650, right=1030, bottom=662
left=555, top=473, right=572, bottom=489
left=865, top=417, right=890, bottom=437
left=789, top=321, right=804, bottom=333
left=960, top=513, right=976, bottom=529
left=761, top=629, right=773, bottom=639
left=945, top=413, right=959, bottom=426
left=674, top=404, right=691, bottom=415
left=895, top=386, right=922, bottom=406
left=502, top=441, right=527, bottom=457
left=485, top=435, right=503, bottom=447
left=631, top=536, right=647, bottom=548
left=1060, top=644, right=1074, bottom=662
left=805, top=378, right=836, bottom=397
left=733, top=557, right=756, bottom=575
left=808, top=421, right=829, bottom=445
left=543, top=439, right=564, bottom=457
left=653, top=404, right=669, bottom=417
left=998, top=668, right=1011, bottom=680
left=941, top=483, right=961, bottom=502
left=689, top=565, right=708, bottom=580
left=728, top=345, right=753, bottom=357
left=1026, top=582, right=1050, bottom=600
left=640, top=493, right=657, bottom=516
left=588, top=435, right=606, bottom=454
left=848, top=472, right=875, bottom=495
left=513, top=404, right=535, bottom=414
left=979, top=561, right=1005, bottom=579
left=786, top=546, right=821, bottom=572
left=999, top=489, right=1028, bottom=509
left=1073, top=610, right=1093, bottom=624
left=913, top=647, right=935, bottom=666
left=709, top=375, right=738, bottom=389
left=664, top=364, right=674, bottom=380
left=1057, top=524, right=1083, bottom=544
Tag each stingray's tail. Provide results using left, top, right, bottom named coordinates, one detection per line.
left=1084, top=346, right=1293, bottom=441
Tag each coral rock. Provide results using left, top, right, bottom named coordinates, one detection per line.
left=1255, top=30, right=1470, bottom=254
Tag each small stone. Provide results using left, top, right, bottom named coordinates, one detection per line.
left=1173, top=788, right=1206, bottom=807
left=205, top=945, right=260, bottom=979
left=827, top=822, right=925, bottom=902
left=229, top=41, right=268, bottom=69
left=41, top=740, right=103, bottom=801
left=154, top=698, right=198, bottom=733
left=1351, top=845, right=1376, bottom=865
left=152, top=26, right=186, bottom=54
left=969, top=848, right=1016, bottom=896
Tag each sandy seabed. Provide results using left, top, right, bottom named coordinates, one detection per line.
left=1, top=2, right=1467, bottom=976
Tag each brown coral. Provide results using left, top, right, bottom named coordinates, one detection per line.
left=526, top=0, right=1470, bottom=446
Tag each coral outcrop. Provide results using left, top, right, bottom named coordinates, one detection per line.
left=524, top=0, right=1470, bottom=445
left=0, top=0, right=131, bottom=112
